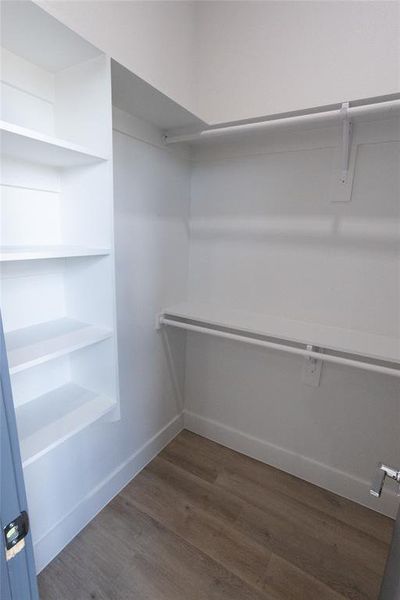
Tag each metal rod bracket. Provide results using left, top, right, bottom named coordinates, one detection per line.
left=340, top=101, right=352, bottom=184
left=302, top=344, right=323, bottom=386
left=155, top=313, right=163, bottom=331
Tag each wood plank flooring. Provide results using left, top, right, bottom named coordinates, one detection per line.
left=39, top=430, right=394, bottom=600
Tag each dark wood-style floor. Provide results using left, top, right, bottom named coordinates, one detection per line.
left=39, top=430, right=393, bottom=600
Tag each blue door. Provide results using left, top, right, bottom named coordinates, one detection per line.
left=1, top=313, right=39, bottom=599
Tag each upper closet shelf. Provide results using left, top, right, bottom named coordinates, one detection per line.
left=6, top=318, right=112, bottom=374
left=163, top=96, right=400, bottom=145
left=0, top=246, right=111, bottom=262
left=17, top=382, right=115, bottom=468
left=0, top=121, right=109, bottom=167
left=161, top=302, right=400, bottom=367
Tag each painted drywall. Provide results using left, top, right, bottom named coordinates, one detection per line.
left=194, top=0, right=400, bottom=123
left=36, top=0, right=400, bottom=125
left=35, top=0, right=197, bottom=117
left=184, top=116, right=400, bottom=516
left=26, top=109, right=191, bottom=571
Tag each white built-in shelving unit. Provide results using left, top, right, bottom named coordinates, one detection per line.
left=0, top=1, right=120, bottom=468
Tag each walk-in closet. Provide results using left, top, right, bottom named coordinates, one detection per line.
left=1, top=2, right=399, bottom=599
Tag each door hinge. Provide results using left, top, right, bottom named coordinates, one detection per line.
left=4, top=511, right=29, bottom=561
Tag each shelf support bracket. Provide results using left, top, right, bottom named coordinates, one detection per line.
left=302, top=344, right=323, bottom=387
left=330, top=101, right=355, bottom=202
left=340, top=101, right=352, bottom=184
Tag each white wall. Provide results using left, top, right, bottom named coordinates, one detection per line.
left=28, top=108, right=191, bottom=571
left=184, top=116, right=400, bottom=517
left=194, top=0, right=400, bottom=123
left=35, top=0, right=197, bottom=116
left=36, top=0, right=400, bottom=125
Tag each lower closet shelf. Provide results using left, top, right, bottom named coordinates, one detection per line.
left=16, top=383, right=116, bottom=468
left=162, top=302, right=400, bottom=365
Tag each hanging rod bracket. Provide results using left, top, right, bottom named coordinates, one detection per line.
left=340, top=101, right=352, bottom=184
left=302, top=344, right=323, bottom=387
left=155, top=313, right=163, bottom=330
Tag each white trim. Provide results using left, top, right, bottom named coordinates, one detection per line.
left=184, top=410, right=398, bottom=519
left=34, top=413, right=184, bottom=573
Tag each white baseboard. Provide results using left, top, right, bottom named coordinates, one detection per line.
left=184, top=410, right=398, bottom=519
left=34, top=413, right=184, bottom=573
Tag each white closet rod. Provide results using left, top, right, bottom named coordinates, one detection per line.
left=164, top=98, right=400, bottom=144
left=160, top=317, right=400, bottom=378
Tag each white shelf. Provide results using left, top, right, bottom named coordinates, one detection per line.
left=0, top=246, right=111, bottom=262
left=6, top=318, right=112, bottom=374
left=17, top=383, right=115, bottom=468
left=2, top=0, right=102, bottom=73
left=111, top=60, right=206, bottom=131
left=0, top=121, right=108, bottom=167
left=163, top=302, right=400, bottom=365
